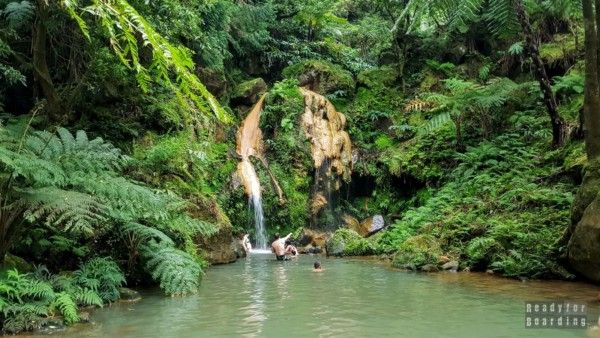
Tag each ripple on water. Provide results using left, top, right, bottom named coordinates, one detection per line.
left=21, top=254, right=600, bottom=338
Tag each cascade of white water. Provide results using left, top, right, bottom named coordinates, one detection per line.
left=240, top=160, right=267, bottom=249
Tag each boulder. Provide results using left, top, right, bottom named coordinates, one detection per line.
left=441, top=261, right=459, bottom=271
left=346, top=215, right=385, bottom=237
left=197, top=224, right=242, bottom=265
left=231, top=78, right=267, bottom=107
left=119, top=287, right=142, bottom=302
left=297, top=228, right=329, bottom=248
left=568, top=193, right=600, bottom=282
left=568, top=158, right=600, bottom=282
left=298, top=245, right=323, bottom=254
left=420, top=264, right=439, bottom=272
left=34, top=318, right=65, bottom=334
left=2, top=253, right=32, bottom=272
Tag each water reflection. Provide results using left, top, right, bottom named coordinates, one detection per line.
left=22, top=255, right=600, bottom=338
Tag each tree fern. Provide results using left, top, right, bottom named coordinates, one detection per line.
left=61, top=0, right=230, bottom=124
left=143, top=243, right=202, bottom=296
left=2, top=1, right=34, bottom=28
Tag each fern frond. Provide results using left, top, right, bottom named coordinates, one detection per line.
left=19, top=187, right=105, bottom=235
left=72, top=288, right=103, bottom=307
left=423, top=112, right=453, bottom=132
left=51, top=292, right=78, bottom=324
left=143, top=244, right=202, bottom=296
left=2, top=1, right=34, bottom=28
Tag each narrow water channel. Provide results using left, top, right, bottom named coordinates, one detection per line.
left=28, top=253, right=600, bottom=338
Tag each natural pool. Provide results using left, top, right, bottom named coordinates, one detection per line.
left=26, top=253, right=600, bottom=338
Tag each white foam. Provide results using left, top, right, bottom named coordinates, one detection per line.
left=249, top=249, right=272, bottom=255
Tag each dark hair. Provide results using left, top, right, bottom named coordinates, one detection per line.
left=274, top=233, right=280, bottom=239
left=314, top=261, right=321, bottom=269
left=285, top=240, right=291, bottom=246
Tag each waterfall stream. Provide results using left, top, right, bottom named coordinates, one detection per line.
left=236, top=95, right=269, bottom=249
left=240, top=160, right=267, bottom=249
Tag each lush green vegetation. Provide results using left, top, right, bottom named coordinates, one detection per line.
left=0, top=0, right=596, bottom=333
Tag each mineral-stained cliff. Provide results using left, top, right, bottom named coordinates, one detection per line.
left=300, top=88, right=352, bottom=223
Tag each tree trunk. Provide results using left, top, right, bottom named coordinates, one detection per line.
left=587, top=0, right=600, bottom=159
left=514, top=0, right=566, bottom=147
left=32, top=0, right=62, bottom=120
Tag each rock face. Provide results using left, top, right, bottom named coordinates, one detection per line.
left=197, top=223, right=245, bottom=265
left=297, top=228, right=329, bottom=249
left=568, top=159, right=600, bottom=282
left=300, top=88, right=353, bottom=183
left=300, top=88, right=352, bottom=225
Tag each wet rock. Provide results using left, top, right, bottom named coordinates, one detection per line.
left=441, top=261, right=459, bottom=271
left=233, top=237, right=247, bottom=258
left=486, top=269, right=494, bottom=274
left=299, top=245, right=323, bottom=254
left=231, top=78, right=267, bottom=107
left=78, top=311, right=92, bottom=323
left=197, top=224, right=239, bottom=265
left=34, top=318, right=65, bottom=334
left=361, top=215, right=385, bottom=236
left=420, top=264, right=439, bottom=272
left=119, top=287, right=142, bottom=302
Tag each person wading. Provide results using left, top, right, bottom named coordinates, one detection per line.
left=271, top=233, right=292, bottom=260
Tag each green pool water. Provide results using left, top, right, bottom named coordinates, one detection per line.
left=29, top=253, right=600, bottom=338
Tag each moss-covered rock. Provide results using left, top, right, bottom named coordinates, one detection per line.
left=282, top=60, right=354, bottom=95
left=325, top=228, right=376, bottom=257
left=231, top=78, right=267, bottom=106
left=570, top=158, right=600, bottom=228
left=392, top=235, right=442, bottom=270
left=568, top=158, right=600, bottom=282
left=2, top=254, right=33, bottom=272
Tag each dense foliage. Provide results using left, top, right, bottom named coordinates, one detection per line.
left=0, top=0, right=594, bottom=333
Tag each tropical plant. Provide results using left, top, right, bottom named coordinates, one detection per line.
left=0, top=120, right=216, bottom=295
left=405, top=77, right=521, bottom=149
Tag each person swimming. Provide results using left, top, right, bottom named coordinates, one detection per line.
left=285, top=240, right=298, bottom=257
left=271, top=233, right=292, bottom=261
left=313, top=261, right=323, bottom=272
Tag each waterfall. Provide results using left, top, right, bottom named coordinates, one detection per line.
left=236, top=94, right=271, bottom=250
left=240, top=160, right=267, bottom=249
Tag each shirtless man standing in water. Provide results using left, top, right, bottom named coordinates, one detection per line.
left=271, top=233, right=292, bottom=260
